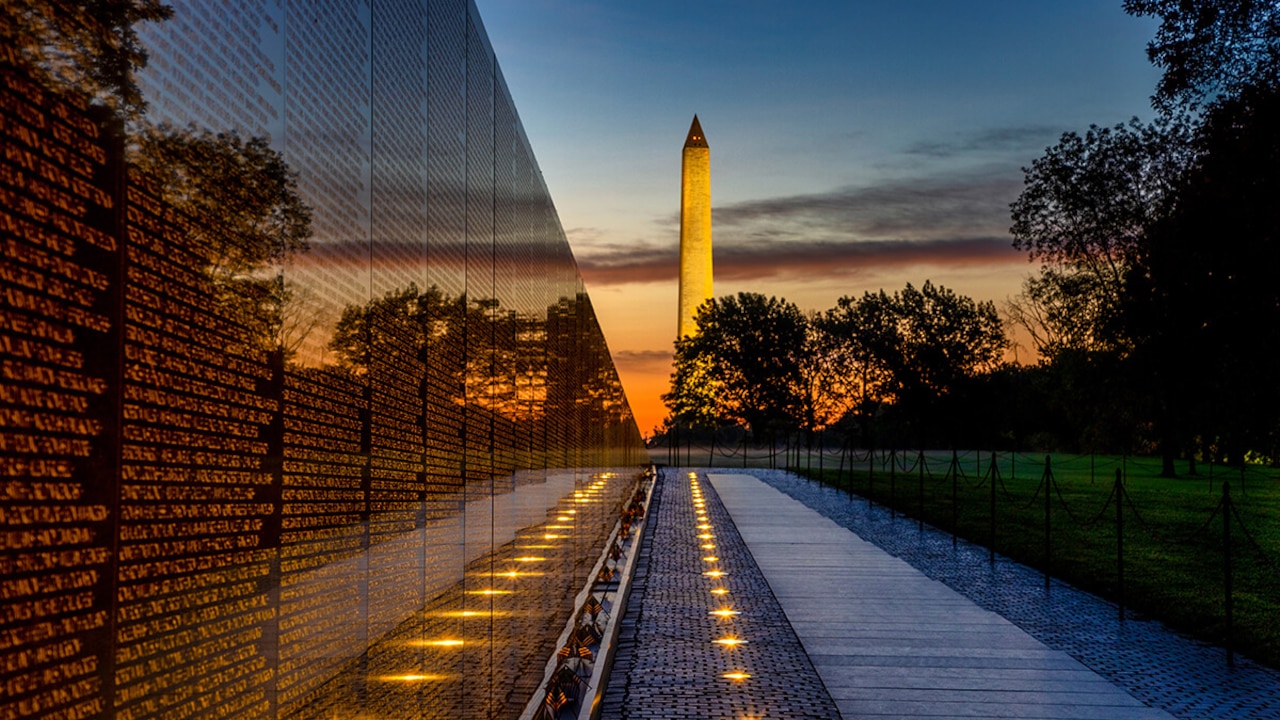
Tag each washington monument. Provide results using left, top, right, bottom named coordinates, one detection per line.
left=678, top=115, right=712, bottom=339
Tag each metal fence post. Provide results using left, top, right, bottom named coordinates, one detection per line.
left=868, top=448, right=874, bottom=509
left=1224, top=480, right=1234, bottom=667
left=917, top=450, right=925, bottom=531
left=818, top=430, right=824, bottom=477
left=889, top=450, right=897, bottom=520
left=1115, top=468, right=1124, bottom=622
left=1043, top=455, right=1052, bottom=590
left=836, top=436, right=846, bottom=493
left=989, top=451, right=997, bottom=564
left=950, top=449, right=959, bottom=549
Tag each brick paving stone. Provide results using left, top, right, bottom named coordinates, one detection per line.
left=747, top=468, right=1280, bottom=720
left=600, top=468, right=842, bottom=720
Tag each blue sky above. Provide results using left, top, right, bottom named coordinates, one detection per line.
left=474, top=0, right=1165, bottom=429
left=479, top=0, right=1159, bottom=274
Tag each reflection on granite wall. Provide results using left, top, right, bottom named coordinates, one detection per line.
left=0, top=1, right=645, bottom=718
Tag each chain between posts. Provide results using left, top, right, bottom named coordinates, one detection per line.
left=1229, top=499, right=1280, bottom=573
left=792, top=448, right=1266, bottom=668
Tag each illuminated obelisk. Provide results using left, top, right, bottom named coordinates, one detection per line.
left=678, top=114, right=712, bottom=339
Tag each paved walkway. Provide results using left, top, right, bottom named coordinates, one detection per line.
left=600, top=469, right=840, bottom=719
left=754, top=468, right=1280, bottom=719
left=710, top=472, right=1174, bottom=720
left=602, top=468, right=1280, bottom=719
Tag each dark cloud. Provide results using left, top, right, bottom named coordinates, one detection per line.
left=577, top=236, right=1022, bottom=286
left=712, top=172, right=1021, bottom=241
left=903, top=126, right=1062, bottom=160
left=612, top=349, right=674, bottom=371
left=577, top=170, right=1028, bottom=286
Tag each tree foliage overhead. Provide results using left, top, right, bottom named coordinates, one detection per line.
left=1010, top=118, right=1191, bottom=279
left=1007, top=117, right=1192, bottom=357
left=1006, top=0, right=1280, bottom=469
left=1125, top=0, right=1280, bottom=110
left=1123, top=82, right=1280, bottom=461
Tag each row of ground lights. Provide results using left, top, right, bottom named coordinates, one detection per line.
left=689, top=473, right=750, bottom=685
left=379, top=474, right=615, bottom=683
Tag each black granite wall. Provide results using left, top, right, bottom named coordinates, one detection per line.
left=0, top=2, right=643, bottom=717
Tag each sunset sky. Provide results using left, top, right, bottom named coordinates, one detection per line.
left=477, top=0, right=1163, bottom=434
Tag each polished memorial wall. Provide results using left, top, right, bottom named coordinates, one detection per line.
left=0, top=1, right=645, bottom=718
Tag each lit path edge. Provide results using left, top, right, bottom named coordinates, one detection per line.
left=708, top=472, right=1175, bottom=720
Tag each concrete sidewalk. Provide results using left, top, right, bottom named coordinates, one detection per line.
left=709, top=472, right=1175, bottom=720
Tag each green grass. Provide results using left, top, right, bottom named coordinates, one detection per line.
left=796, top=451, right=1280, bottom=670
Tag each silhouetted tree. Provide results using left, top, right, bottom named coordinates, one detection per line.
left=1007, top=119, right=1196, bottom=459
left=1125, top=0, right=1280, bottom=111
left=797, top=312, right=857, bottom=435
left=1009, top=117, right=1193, bottom=359
left=665, top=293, right=809, bottom=436
left=823, top=281, right=1007, bottom=445
left=1124, top=82, right=1280, bottom=467
left=1009, top=0, right=1280, bottom=469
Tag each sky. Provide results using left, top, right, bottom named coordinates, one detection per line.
left=476, top=0, right=1165, bottom=435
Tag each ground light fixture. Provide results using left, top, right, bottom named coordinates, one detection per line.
left=688, top=474, right=755, bottom=695
left=439, top=610, right=509, bottom=618
left=498, top=570, right=543, bottom=579
left=417, top=639, right=464, bottom=647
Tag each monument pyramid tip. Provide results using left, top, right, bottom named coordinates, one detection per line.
left=685, top=115, right=708, bottom=148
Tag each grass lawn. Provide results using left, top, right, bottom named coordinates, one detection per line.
left=795, top=451, right=1280, bottom=670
